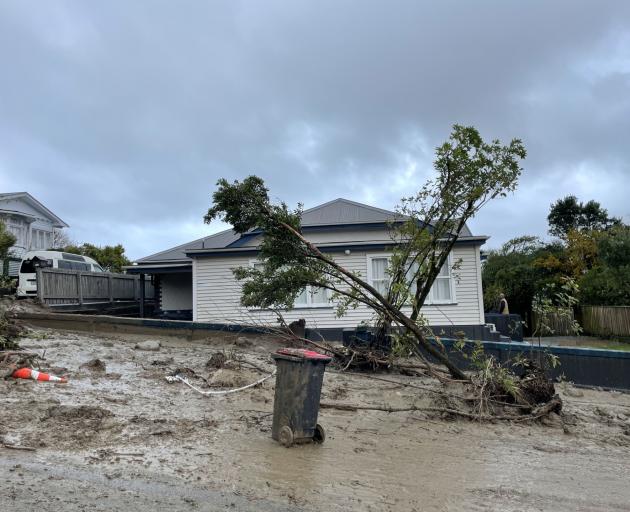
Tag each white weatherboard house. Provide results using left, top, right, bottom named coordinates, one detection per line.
left=0, top=192, right=69, bottom=275
left=130, top=198, right=492, bottom=340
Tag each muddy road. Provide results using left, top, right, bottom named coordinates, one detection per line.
left=2, top=328, right=630, bottom=511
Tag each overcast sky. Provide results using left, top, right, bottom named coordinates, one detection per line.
left=1, top=1, right=629, bottom=259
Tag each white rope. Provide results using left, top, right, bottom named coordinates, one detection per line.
left=165, top=369, right=276, bottom=396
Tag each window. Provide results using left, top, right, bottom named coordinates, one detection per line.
left=57, top=260, right=91, bottom=271
left=251, top=260, right=330, bottom=308
left=367, top=254, right=455, bottom=304
left=370, top=257, right=390, bottom=295
left=432, top=262, right=452, bottom=302
left=7, top=222, right=24, bottom=246
left=293, top=285, right=329, bottom=308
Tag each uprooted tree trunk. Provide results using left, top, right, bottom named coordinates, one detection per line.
left=268, top=321, right=563, bottom=422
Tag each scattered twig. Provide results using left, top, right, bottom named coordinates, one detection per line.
left=1, top=443, right=37, bottom=452
left=320, top=395, right=562, bottom=423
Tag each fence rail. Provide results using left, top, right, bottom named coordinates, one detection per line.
left=580, top=306, right=630, bottom=338
left=36, top=268, right=153, bottom=307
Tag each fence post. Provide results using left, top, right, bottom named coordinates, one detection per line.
left=108, top=274, right=114, bottom=304
left=77, top=271, right=83, bottom=306
left=36, top=268, right=44, bottom=303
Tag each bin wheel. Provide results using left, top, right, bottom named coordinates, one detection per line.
left=279, top=426, right=294, bottom=447
left=313, top=423, right=326, bottom=444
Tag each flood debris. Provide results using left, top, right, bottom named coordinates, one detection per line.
left=1, top=327, right=629, bottom=511
left=0, top=307, right=25, bottom=351
left=206, top=351, right=227, bottom=369
left=80, top=358, right=107, bottom=372
left=134, top=340, right=161, bottom=351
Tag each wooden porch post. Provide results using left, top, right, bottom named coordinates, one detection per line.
left=139, top=273, right=145, bottom=318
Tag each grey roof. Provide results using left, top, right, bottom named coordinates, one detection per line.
left=135, top=198, right=475, bottom=263
left=0, top=192, right=69, bottom=227
left=301, top=198, right=402, bottom=226
left=136, top=228, right=239, bottom=263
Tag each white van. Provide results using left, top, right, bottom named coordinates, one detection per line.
left=17, top=251, right=104, bottom=298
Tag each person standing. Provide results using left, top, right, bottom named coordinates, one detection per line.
left=498, top=293, right=510, bottom=315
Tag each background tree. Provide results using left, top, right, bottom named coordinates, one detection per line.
left=579, top=224, right=630, bottom=306
left=0, top=220, right=17, bottom=261
left=482, top=236, right=563, bottom=324
left=548, top=195, right=620, bottom=238
left=205, top=125, right=526, bottom=380
left=0, top=221, right=17, bottom=282
left=51, top=229, right=73, bottom=249
left=63, top=243, right=131, bottom=273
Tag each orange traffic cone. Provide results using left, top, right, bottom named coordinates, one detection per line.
left=12, top=368, right=67, bottom=383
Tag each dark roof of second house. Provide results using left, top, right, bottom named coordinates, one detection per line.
left=134, top=198, right=478, bottom=265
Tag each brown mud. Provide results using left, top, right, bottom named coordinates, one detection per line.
left=1, top=328, right=630, bottom=511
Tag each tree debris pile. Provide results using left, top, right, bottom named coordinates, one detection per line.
left=0, top=307, right=24, bottom=351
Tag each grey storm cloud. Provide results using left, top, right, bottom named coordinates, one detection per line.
left=0, top=0, right=629, bottom=259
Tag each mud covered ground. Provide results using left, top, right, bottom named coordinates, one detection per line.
left=2, top=328, right=630, bottom=511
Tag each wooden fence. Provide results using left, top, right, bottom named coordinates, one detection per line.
left=580, top=306, right=630, bottom=338
left=530, top=309, right=577, bottom=337
left=36, top=268, right=153, bottom=307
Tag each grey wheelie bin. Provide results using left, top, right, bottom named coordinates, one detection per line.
left=271, top=348, right=332, bottom=447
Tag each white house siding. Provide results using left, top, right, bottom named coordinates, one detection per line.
left=194, top=245, right=483, bottom=328
left=159, top=273, right=193, bottom=311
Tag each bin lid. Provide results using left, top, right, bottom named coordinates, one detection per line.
left=274, top=348, right=332, bottom=362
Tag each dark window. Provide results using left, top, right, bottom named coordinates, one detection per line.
left=57, top=260, right=73, bottom=270
left=20, top=258, right=52, bottom=273
left=57, top=260, right=90, bottom=271
left=61, top=253, right=86, bottom=262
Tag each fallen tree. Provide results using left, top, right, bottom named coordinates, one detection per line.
left=203, top=125, right=564, bottom=421
left=205, top=125, right=525, bottom=380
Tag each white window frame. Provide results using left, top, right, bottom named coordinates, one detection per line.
left=366, top=253, right=457, bottom=305
left=249, top=259, right=332, bottom=309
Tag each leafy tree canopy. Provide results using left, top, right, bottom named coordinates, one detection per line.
left=548, top=195, right=620, bottom=238
left=0, top=221, right=17, bottom=261
left=579, top=224, right=630, bottom=306
left=63, top=243, right=131, bottom=273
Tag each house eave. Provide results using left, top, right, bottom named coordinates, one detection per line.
left=186, top=236, right=489, bottom=258
left=124, top=262, right=192, bottom=274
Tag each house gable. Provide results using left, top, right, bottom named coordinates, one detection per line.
left=0, top=192, right=68, bottom=228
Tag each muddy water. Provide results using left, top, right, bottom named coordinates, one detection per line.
left=2, top=329, right=630, bottom=511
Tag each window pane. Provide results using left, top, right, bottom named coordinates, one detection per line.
left=406, top=262, right=419, bottom=295
left=294, top=289, right=307, bottom=305
left=433, top=278, right=451, bottom=301
left=373, top=279, right=389, bottom=295
left=437, top=262, right=450, bottom=277
left=310, top=286, right=328, bottom=305
left=371, top=258, right=389, bottom=280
